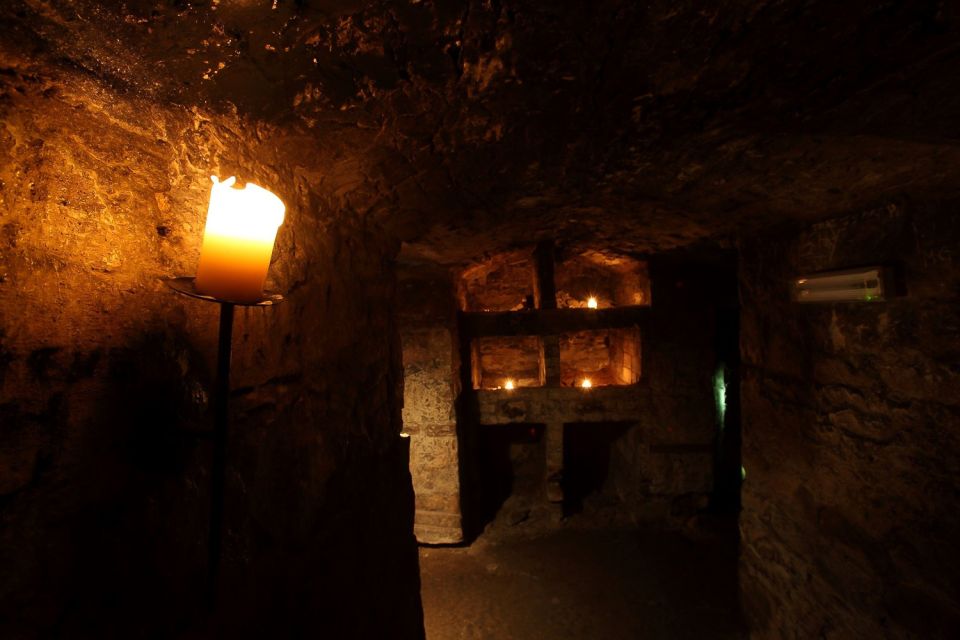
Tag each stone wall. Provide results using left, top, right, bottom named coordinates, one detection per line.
left=739, top=202, right=960, bottom=638
left=0, top=59, right=423, bottom=637
left=610, top=326, right=642, bottom=385
left=605, top=261, right=726, bottom=521
left=467, top=259, right=725, bottom=525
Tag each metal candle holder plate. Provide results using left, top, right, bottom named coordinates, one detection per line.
left=166, top=276, right=284, bottom=306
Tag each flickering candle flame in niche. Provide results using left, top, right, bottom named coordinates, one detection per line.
left=581, top=378, right=592, bottom=388
left=587, top=297, right=598, bottom=309
left=504, top=379, right=515, bottom=390
left=195, top=175, right=285, bottom=303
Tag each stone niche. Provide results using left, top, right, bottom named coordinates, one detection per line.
left=458, top=247, right=652, bottom=313
left=559, top=327, right=642, bottom=387
left=400, top=244, right=726, bottom=539
left=555, top=250, right=651, bottom=309
left=471, top=325, right=643, bottom=390
left=463, top=248, right=648, bottom=391
left=458, top=249, right=536, bottom=312
left=474, top=335, right=543, bottom=389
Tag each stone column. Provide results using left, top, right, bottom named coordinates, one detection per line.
left=540, top=332, right=563, bottom=503
left=399, top=272, right=463, bottom=544
left=532, top=239, right=557, bottom=310
left=544, top=420, right=565, bottom=503
left=402, top=326, right=463, bottom=543
left=533, top=240, right=564, bottom=503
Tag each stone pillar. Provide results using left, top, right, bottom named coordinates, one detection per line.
left=399, top=272, right=463, bottom=544
left=532, top=239, right=558, bottom=310
left=541, top=336, right=563, bottom=502
left=533, top=240, right=564, bottom=503
left=402, top=327, right=462, bottom=543
left=540, top=335, right=561, bottom=385
left=544, top=420, right=565, bottom=503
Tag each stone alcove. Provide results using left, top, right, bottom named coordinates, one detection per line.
left=401, top=241, right=726, bottom=542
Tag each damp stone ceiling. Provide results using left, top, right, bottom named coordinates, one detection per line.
left=2, top=0, right=958, bottom=264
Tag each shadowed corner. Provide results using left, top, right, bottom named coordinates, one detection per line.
left=63, top=327, right=213, bottom=637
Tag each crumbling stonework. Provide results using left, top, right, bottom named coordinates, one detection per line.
left=739, top=202, right=960, bottom=639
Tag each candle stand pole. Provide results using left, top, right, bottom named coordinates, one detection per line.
left=166, top=277, right=283, bottom=610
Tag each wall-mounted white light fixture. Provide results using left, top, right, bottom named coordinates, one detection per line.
left=792, top=266, right=891, bottom=303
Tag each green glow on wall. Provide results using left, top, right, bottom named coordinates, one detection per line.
left=741, top=465, right=746, bottom=481
left=713, top=365, right=727, bottom=428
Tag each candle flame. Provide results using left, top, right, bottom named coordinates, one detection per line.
left=581, top=378, right=592, bottom=388
left=204, top=175, right=285, bottom=239
left=587, top=297, right=598, bottom=309
left=504, top=379, right=515, bottom=390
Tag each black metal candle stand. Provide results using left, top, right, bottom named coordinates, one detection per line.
left=166, top=276, right=283, bottom=610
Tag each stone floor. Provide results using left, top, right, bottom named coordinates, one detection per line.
left=419, top=522, right=746, bottom=640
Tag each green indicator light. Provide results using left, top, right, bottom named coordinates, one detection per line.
left=713, top=366, right=727, bottom=427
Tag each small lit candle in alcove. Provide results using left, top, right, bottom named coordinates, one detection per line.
left=587, top=297, right=598, bottom=309
left=195, top=176, right=285, bottom=303
left=504, top=378, right=516, bottom=390
left=580, top=378, right=592, bottom=389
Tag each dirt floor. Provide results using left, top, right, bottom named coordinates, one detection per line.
left=419, top=522, right=745, bottom=640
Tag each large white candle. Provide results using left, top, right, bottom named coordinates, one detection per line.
left=195, top=176, right=285, bottom=303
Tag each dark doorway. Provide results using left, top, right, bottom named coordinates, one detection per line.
left=710, top=296, right=742, bottom=514
left=475, top=424, right=546, bottom=530
left=561, top=421, right=633, bottom=516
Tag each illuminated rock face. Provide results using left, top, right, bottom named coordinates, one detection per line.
left=0, top=56, right=422, bottom=640
left=739, top=204, right=960, bottom=639
left=3, top=1, right=959, bottom=264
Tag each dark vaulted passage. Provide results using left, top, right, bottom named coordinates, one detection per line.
left=1, top=2, right=958, bottom=639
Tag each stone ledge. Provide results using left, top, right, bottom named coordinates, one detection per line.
left=476, top=385, right=646, bottom=423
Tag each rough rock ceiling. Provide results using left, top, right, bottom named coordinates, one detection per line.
left=2, top=0, right=958, bottom=265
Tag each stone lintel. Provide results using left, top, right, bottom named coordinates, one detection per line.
left=476, top=386, right=646, bottom=424
left=460, top=306, right=649, bottom=337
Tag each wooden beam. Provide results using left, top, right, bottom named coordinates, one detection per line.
left=532, top=239, right=557, bottom=310
left=460, top=306, right=649, bottom=337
